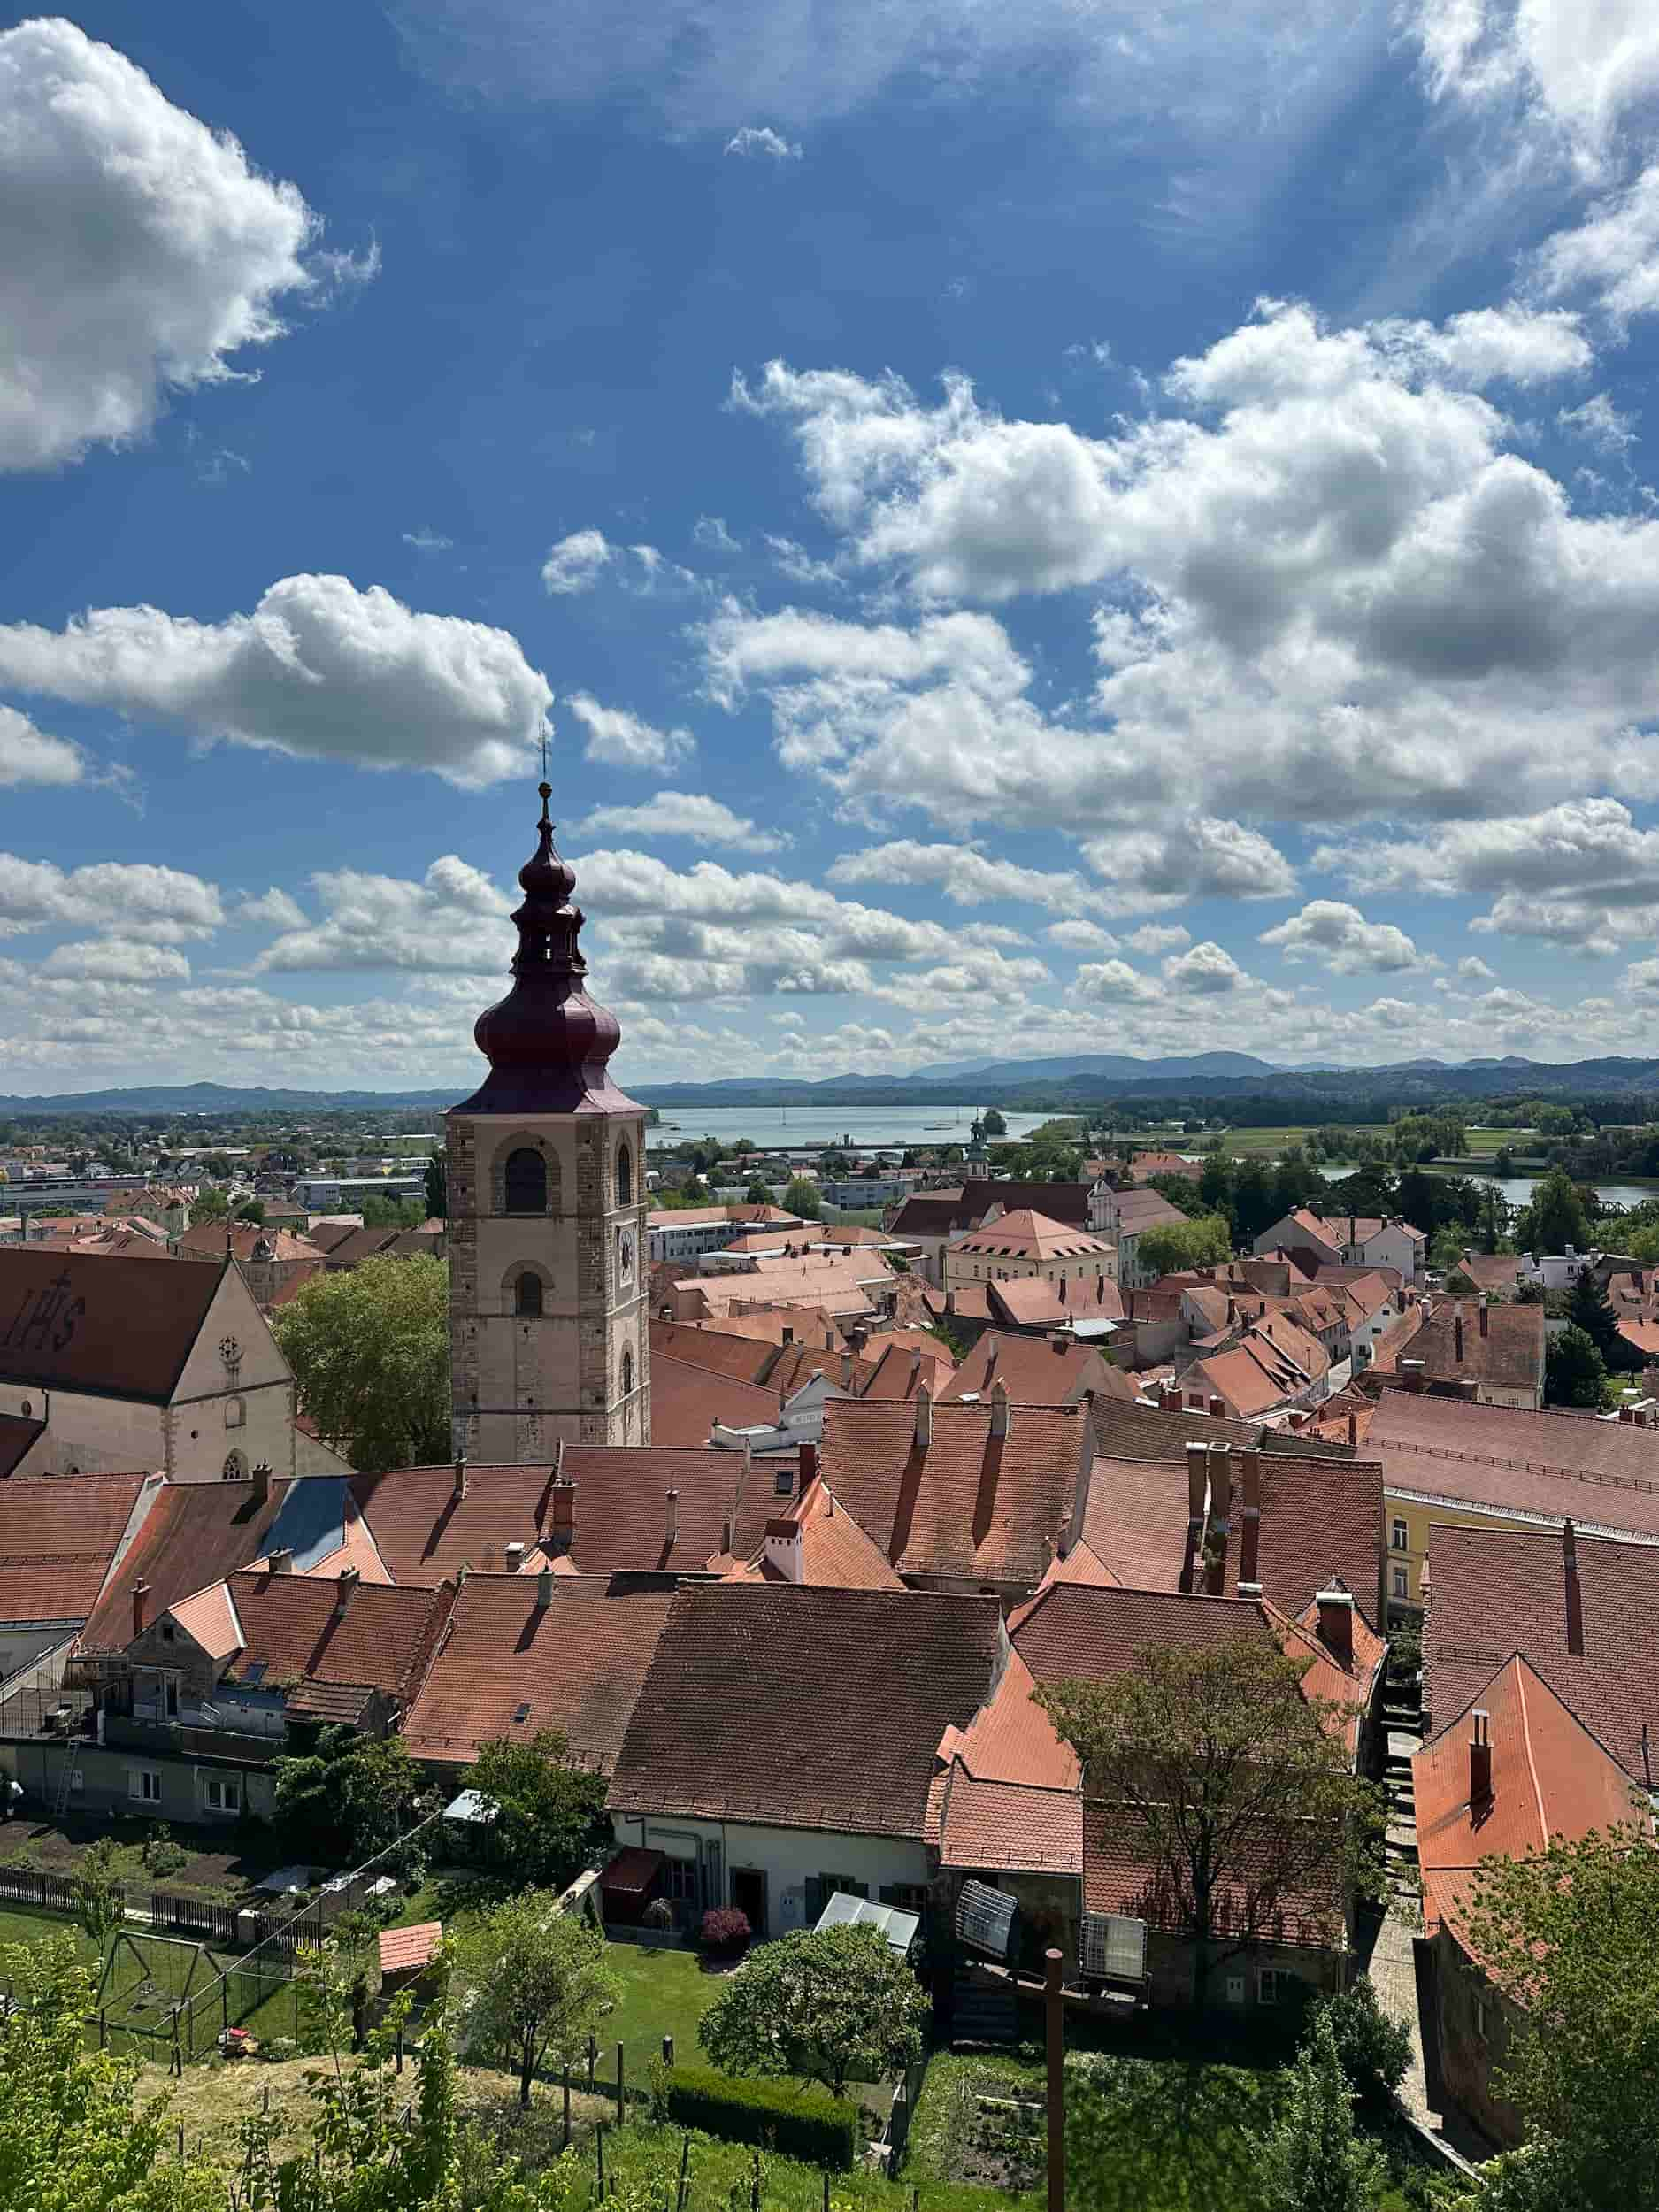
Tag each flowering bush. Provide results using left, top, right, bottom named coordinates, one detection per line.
left=699, top=1907, right=751, bottom=1959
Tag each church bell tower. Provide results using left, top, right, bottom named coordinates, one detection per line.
left=445, top=782, right=649, bottom=1459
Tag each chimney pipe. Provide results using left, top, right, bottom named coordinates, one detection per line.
left=1240, top=1448, right=1261, bottom=1586
left=1208, top=1394, right=1225, bottom=1418
left=1470, top=1708, right=1492, bottom=1809
left=1347, top=1409, right=1358, bottom=1448
left=268, top=1547, right=293, bottom=1575
left=799, top=1438, right=818, bottom=1488
left=536, top=1566, right=552, bottom=1608
left=1479, top=1294, right=1489, bottom=1339
left=915, top=1384, right=933, bottom=1450
left=1207, top=1442, right=1232, bottom=1526
left=1563, top=1519, right=1583, bottom=1657
left=1315, top=1587, right=1354, bottom=1668
left=665, top=1487, right=680, bottom=1548
left=1455, top=1311, right=1464, bottom=1363
left=132, top=1579, right=150, bottom=1639
left=990, top=1377, right=1010, bottom=1439
left=1400, top=1357, right=1426, bottom=1393
left=334, top=1565, right=360, bottom=1618
left=251, top=1458, right=272, bottom=1508
left=453, top=1453, right=468, bottom=1502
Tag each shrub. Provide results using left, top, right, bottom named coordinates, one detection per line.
left=1312, top=1979, right=1412, bottom=2112
left=660, top=2063, right=859, bottom=2169
left=699, top=1907, right=750, bottom=1959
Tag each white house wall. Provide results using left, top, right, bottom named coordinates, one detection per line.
left=616, top=1813, right=931, bottom=1937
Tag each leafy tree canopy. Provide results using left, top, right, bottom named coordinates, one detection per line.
left=697, top=1923, right=928, bottom=2098
left=273, top=1725, right=419, bottom=1867
left=468, top=1730, right=611, bottom=1892
left=783, top=1177, right=823, bottom=1220
left=273, top=1251, right=449, bottom=1473
left=1134, top=1214, right=1233, bottom=1279
left=1544, top=1323, right=1608, bottom=1409
left=457, top=1893, right=618, bottom=2108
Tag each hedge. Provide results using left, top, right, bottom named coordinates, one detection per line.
left=660, top=2063, right=860, bottom=2170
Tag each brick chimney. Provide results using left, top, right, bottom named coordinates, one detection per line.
left=268, top=1547, right=293, bottom=1575
left=1563, top=1519, right=1583, bottom=1657
left=990, top=1378, right=1010, bottom=1439
left=131, top=1578, right=150, bottom=1639
left=452, top=1453, right=468, bottom=1503
left=334, top=1565, right=360, bottom=1618
left=1315, top=1587, right=1354, bottom=1668
left=1208, top=1394, right=1225, bottom=1417
left=1469, top=1708, right=1492, bottom=1809
left=1400, top=1357, right=1426, bottom=1392
left=1049, top=1333, right=1069, bottom=1353
left=1479, top=1294, right=1489, bottom=1339
left=251, top=1459, right=272, bottom=1508
left=503, top=1540, right=526, bottom=1570
left=1240, top=1448, right=1261, bottom=1587
left=914, top=1384, right=933, bottom=1450
left=1186, top=1440, right=1209, bottom=1527
left=549, top=1476, right=576, bottom=1555
left=536, top=1566, right=553, bottom=1608
left=799, top=1439, right=818, bottom=1487
left=1160, top=1385, right=1181, bottom=1413
left=1347, top=1409, right=1358, bottom=1448
left=665, top=1488, right=680, bottom=1548
left=1454, top=1310, right=1464, bottom=1363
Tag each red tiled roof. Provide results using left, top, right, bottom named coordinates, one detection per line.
left=1014, top=1581, right=1276, bottom=1686
left=1407, top=1299, right=1545, bottom=1397
left=1425, top=1523, right=1659, bottom=1782
left=934, top=1770, right=1083, bottom=1874
left=1364, top=1390, right=1659, bottom=1542
left=649, top=1320, right=775, bottom=1384
left=1082, top=1803, right=1342, bottom=1947
left=1451, top=1254, right=1526, bottom=1295
left=1212, top=1451, right=1385, bottom=1624
left=1087, top=1398, right=1351, bottom=1463
left=987, top=1276, right=1123, bottom=1330
left=611, top=1583, right=1002, bottom=1835
left=0, top=1472, right=152, bottom=1624
left=79, top=1479, right=303, bottom=1650
left=954, top=1209, right=1112, bottom=1262
left=888, top=1182, right=1091, bottom=1240
left=1102, top=1188, right=1187, bottom=1237
left=0, top=1247, right=227, bottom=1402
left=818, top=1397, right=1088, bottom=1586
left=555, top=1445, right=773, bottom=1575
left=379, top=1922, right=442, bottom=1974
left=169, top=1581, right=244, bottom=1662
left=649, top=1356, right=783, bottom=1447
left=350, top=1463, right=559, bottom=1584
left=726, top=1476, right=906, bottom=1591
left=174, top=1224, right=326, bottom=1263
left=859, top=1340, right=956, bottom=1402
left=219, top=1569, right=451, bottom=1704
left=942, top=1331, right=1134, bottom=1407
left=402, top=1571, right=676, bottom=1770
left=1415, top=1653, right=1646, bottom=1973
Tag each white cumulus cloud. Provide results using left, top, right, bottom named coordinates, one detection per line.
left=579, top=792, right=787, bottom=851
left=0, top=704, right=88, bottom=787
left=0, top=19, right=332, bottom=471
left=725, top=126, right=801, bottom=158
left=1259, top=899, right=1429, bottom=973
left=564, top=694, right=695, bottom=772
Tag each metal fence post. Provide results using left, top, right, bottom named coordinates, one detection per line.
left=563, top=2068, right=571, bottom=2149
left=617, top=2042, right=626, bottom=2124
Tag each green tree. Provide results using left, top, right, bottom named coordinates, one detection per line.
left=1133, top=1215, right=1233, bottom=1279
left=1564, top=1269, right=1637, bottom=1372
left=1464, top=1826, right=1659, bottom=2209
left=468, top=1730, right=611, bottom=1891
left=425, top=1148, right=447, bottom=1221
left=1514, top=1166, right=1592, bottom=1256
left=189, top=1187, right=229, bottom=1224
left=0, top=1934, right=218, bottom=2212
left=360, top=1194, right=426, bottom=1229
left=744, top=1179, right=772, bottom=1204
left=273, top=1725, right=419, bottom=1866
left=73, top=1839, right=126, bottom=1951
left=273, top=1252, right=449, bottom=1472
left=1249, top=2009, right=1386, bottom=2212
left=1544, top=1324, right=1608, bottom=1409
left=235, top=1198, right=265, bottom=1225
left=458, top=1893, right=618, bottom=2108
left=782, top=1177, right=822, bottom=1220
left=1313, top=1979, right=1412, bottom=2114
left=697, top=1923, right=929, bottom=2098
left=981, top=1109, right=1007, bottom=1136
left=1037, top=1639, right=1382, bottom=2008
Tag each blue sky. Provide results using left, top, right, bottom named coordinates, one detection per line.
left=8, top=2, right=1659, bottom=1091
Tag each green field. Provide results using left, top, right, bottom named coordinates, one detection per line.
left=593, top=1940, right=724, bottom=2083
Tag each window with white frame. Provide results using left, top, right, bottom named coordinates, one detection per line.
left=200, top=1774, right=241, bottom=1815
left=1392, top=1517, right=1409, bottom=1551
left=1393, top=1565, right=1409, bottom=1600
left=128, top=1767, right=162, bottom=1804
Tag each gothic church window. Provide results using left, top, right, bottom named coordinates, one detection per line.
left=621, top=1347, right=634, bottom=1400
left=504, top=1147, right=547, bottom=1214
left=617, top=1142, right=633, bottom=1207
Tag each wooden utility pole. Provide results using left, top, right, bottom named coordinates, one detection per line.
left=1044, top=1948, right=1064, bottom=2212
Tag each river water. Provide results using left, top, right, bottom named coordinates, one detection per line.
left=644, top=1104, right=1059, bottom=1149
left=1464, top=1175, right=1656, bottom=1213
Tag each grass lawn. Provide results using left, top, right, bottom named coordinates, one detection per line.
left=600, top=1941, right=724, bottom=2083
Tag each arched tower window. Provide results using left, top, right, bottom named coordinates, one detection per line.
left=504, top=1147, right=547, bottom=1214
left=617, top=1142, right=633, bottom=1208
left=621, top=1347, right=634, bottom=1400
left=515, top=1273, right=544, bottom=1318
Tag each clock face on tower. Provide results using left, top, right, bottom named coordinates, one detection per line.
left=618, top=1228, right=635, bottom=1285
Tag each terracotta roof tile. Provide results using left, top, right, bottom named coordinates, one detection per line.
left=818, top=1397, right=1088, bottom=1586
left=351, top=1463, right=558, bottom=1583
left=1425, top=1522, right=1659, bottom=1781
left=1414, top=1653, right=1647, bottom=1971
left=1087, top=1398, right=1353, bottom=1463
left=402, top=1570, right=676, bottom=1770
left=168, top=1580, right=243, bottom=1662
left=0, top=1472, right=152, bottom=1624
left=987, top=1277, right=1123, bottom=1330
left=1102, top=1188, right=1188, bottom=1236
left=555, top=1444, right=775, bottom=1575
left=1364, top=1391, right=1659, bottom=1542
left=609, top=1583, right=1003, bottom=1836
left=0, top=1247, right=227, bottom=1402
left=942, top=1332, right=1136, bottom=1407
left=954, top=1210, right=1113, bottom=1263
left=1406, top=1299, right=1546, bottom=1397
left=935, top=1771, right=1083, bottom=1874
left=1014, top=1581, right=1276, bottom=1686
left=1082, top=1805, right=1342, bottom=1946
left=733, top=1479, right=907, bottom=1590
left=217, top=1568, right=451, bottom=1705
left=649, top=1356, right=783, bottom=1447
left=379, top=1923, right=442, bottom=1974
